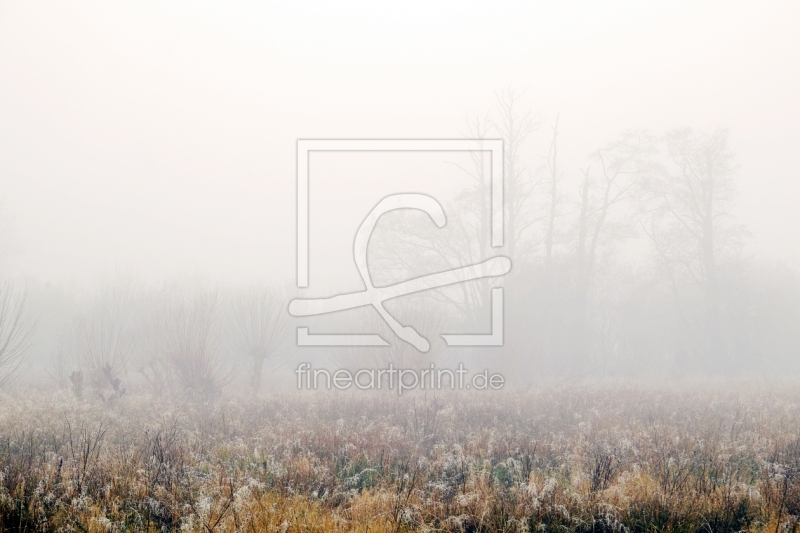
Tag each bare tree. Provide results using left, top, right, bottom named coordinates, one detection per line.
left=67, top=316, right=132, bottom=396
left=151, top=283, right=230, bottom=399
left=229, top=287, right=290, bottom=393
left=573, top=131, right=657, bottom=363
left=369, top=89, right=541, bottom=333
left=55, top=273, right=140, bottom=398
left=639, top=128, right=744, bottom=371
left=544, top=114, right=561, bottom=273
left=490, top=88, right=542, bottom=264
left=526, top=114, right=566, bottom=371
left=0, top=283, right=34, bottom=389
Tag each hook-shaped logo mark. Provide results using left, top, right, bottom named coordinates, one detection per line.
left=289, top=194, right=511, bottom=351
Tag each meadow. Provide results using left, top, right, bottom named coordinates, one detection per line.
left=1, top=382, right=799, bottom=532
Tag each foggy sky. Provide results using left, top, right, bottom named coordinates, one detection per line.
left=1, top=1, right=799, bottom=287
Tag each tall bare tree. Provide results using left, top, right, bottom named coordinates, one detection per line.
left=0, top=283, right=34, bottom=389
left=573, top=131, right=657, bottom=363
left=527, top=114, right=566, bottom=370
left=490, top=88, right=542, bottom=264
left=639, top=128, right=744, bottom=370
left=544, top=114, right=561, bottom=274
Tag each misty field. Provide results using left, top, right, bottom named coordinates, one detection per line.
left=2, top=384, right=800, bottom=533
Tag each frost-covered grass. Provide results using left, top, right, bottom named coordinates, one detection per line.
left=1, top=384, right=799, bottom=532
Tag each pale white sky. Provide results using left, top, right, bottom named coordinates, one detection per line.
left=1, top=1, right=798, bottom=286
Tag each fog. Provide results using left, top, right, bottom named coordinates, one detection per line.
left=1, top=1, right=800, bottom=387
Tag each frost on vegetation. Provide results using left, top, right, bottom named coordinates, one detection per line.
left=1, top=388, right=799, bottom=531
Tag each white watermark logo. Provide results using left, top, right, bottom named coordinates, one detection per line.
left=290, top=140, right=510, bottom=351
left=295, top=363, right=505, bottom=394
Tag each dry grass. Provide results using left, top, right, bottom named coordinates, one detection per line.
left=1, top=383, right=800, bottom=532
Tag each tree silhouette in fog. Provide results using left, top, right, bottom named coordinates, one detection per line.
left=639, top=128, right=745, bottom=372
left=0, top=283, right=34, bottom=389
left=229, top=286, right=290, bottom=393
